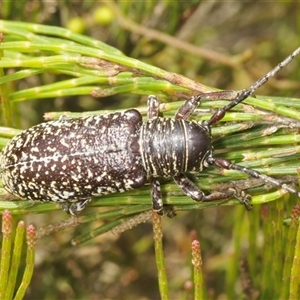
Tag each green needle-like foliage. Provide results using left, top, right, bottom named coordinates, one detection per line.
left=0, top=211, right=36, bottom=300
left=0, top=3, right=300, bottom=298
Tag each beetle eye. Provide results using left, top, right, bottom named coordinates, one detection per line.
left=204, top=151, right=214, bottom=167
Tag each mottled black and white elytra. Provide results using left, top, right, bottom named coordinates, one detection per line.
left=1, top=47, right=300, bottom=215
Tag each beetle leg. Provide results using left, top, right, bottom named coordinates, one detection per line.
left=151, top=178, right=177, bottom=217
left=173, top=173, right=251, bottom=209
left=231, top=189, right=252, bottom=211
left=150, top=178, right=164, bottom=215
left=176, top=47, right=300, bottom=121
left=175, top=91, right=238, bottom=120
left=147, top=95, right=160, bottom=119
left=60, top=198, right=92, bottom=215
left=214, top=157, right=300, bottom=198
left=173, top=173, right=206, bottom=200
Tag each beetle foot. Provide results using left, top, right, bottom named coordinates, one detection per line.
left=60, top=198, right=92, bottom=215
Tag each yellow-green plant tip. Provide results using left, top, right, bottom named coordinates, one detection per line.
left=191, top=239, right=204, bottom=300
left=13, top=224, right=36, bottom=300
left=0, top=210, right=13, bottom=298
left=5, top=220, right=25, bottom=300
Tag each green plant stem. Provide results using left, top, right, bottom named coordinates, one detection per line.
left=5, top=221, right=25, bottom=300
left=152, top=212, right=169, bottom=299
left=0, top=211, right=13, bottom=298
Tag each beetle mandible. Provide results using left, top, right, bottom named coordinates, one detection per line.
left=1, top=47, right=300, bottom=215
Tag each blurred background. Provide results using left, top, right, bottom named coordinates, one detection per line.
left=1, top=1, right=300, bottom=299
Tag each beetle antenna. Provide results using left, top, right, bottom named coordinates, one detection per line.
left=208, top=46, right=300, bottom=125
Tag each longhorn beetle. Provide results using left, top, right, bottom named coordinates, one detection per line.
left=1, top=47, right=300, bottom=215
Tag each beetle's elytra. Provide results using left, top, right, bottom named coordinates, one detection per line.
left=1, top=110, right=147, bottom=214
left=1, top=47, right=300, bottom=215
